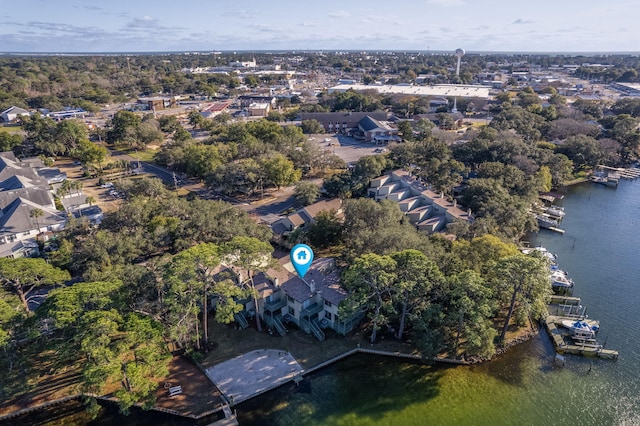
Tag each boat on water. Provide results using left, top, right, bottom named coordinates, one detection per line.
left=544, top=205, right=565, bottom=218
left=536, top=214, right=559, bottom=229
left=561, top=319, right=599, bottom=340
left=522, top=246, right=557, bottom=264
left=551, top=270, right=574, bottom=289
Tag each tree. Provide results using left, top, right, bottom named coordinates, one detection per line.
left=490, top=254, right=551, bottom=342
left=0, top=258, right=70, bottom=313
left=107, top=111, right=142, bottom=147
left=341, top=253, right=397, bottom=344
left=85, top=196, right=96, bottom=207
left=221, top=237, right=274, bottom=332
left=43, top=280, right=170, bottom=413
left=293, top=181, right=320, bottom=206
left=300, top=119, right=325, bottom=134
left=447, top=270, right=496, bottom=358
left=76, top=139, right=107, bottom=170
left=306, top=210, right=343, bottom=249
left=397, top=120, right=414, bottom=141
left=0, top=131, right=22, bottom=152
left=164, top=243, right=244, bottom=347
left=390, top=250, right=444, bottom=340
left=260, top=153, right=301, bottom=190
left=29, top=208, right=43, bottom=233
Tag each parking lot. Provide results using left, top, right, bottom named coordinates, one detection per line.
left=308, top=134, right=389, bottom=164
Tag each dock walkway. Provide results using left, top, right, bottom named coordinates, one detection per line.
left=544, top=315, right=618, bottom=360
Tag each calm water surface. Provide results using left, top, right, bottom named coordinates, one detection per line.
left=237, top=180, right=640, bottom=426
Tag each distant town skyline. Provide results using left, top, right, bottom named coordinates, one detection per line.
left=1, top=0, right=638, bottom=54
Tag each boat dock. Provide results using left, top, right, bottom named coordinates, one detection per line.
left=544, top=315, right=618, bottom=360
left=596, top=165, right=640, bottom=180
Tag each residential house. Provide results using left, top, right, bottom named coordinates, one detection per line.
left=232, top=254, right=362, bottom=341
left=369, top=169, right=473, bottom=233
left=0, top=152, right=67, bottom=256
left=270, top=198, right=343, bottom=240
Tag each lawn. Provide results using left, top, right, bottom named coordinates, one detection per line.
left=201, top=317, right=420, bottom=371
left=0, top=125, right=24, bottom=135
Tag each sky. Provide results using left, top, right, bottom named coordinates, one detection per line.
left=1, top=0, right=639, bottom=53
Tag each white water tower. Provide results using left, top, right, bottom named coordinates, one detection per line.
left=454, top=48, right=465, bottom=76
left=452, top=48, right=465, bottom=112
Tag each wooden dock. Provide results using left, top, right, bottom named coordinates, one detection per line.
left=544, top=316, right=618, bottom=360
left=596, top=165, right=640, bottom=180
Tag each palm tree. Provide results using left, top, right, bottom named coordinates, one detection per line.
left=29, top=208, right=44, bottom=234
left=85, top=196, right=96, bottom=207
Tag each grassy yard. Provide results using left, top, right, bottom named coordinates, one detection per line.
left=0, top=125, right=24, bottom=135
left=201, top=317, right=421, bottom=370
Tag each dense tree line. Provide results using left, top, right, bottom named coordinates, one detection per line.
left=0, top=180, right=274, bottom=413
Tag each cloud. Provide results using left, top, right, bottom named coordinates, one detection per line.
left=72, top=5, right=103, bottom=11
left=121, top=16, right=186, bottom=36
left=220, top=9, right=257, bottom=19
left=3, top=21, right=107, bottom=38
left=328, top=11, right=350, bottom=18
left=426, top=0, right=466, bottom=6
left=513, top=18, right=534, bottom=24
left=300, top=22, right=318, bottom=27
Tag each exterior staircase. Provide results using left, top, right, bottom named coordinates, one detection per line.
left=309, top=318, right=325, bottom=342
left=272, top=316, right=287, bottom=336
left=234, top=311, right=249, bottom=329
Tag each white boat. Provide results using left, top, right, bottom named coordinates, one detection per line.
left=544, top=205, right=565, bottom=218
left=561, top=319, right=599, bottom=340
left=522, top=246, right=557, bottom=264
left=551, top=270, right=574, bottom=289
left=536, top=214, right=559, bottom=228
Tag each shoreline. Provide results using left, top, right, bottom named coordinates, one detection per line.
left=0, top=325, right=540, bottom=422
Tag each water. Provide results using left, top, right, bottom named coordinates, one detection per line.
left=236, top=180, right=640, bottom=426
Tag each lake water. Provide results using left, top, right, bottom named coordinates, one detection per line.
left=236, top=180, right=640, bottom=426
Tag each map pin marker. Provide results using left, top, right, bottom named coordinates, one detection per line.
left=290, top=244, right=314, bottom=278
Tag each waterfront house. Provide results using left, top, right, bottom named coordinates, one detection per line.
left=232, top=254, right=362, bottom=340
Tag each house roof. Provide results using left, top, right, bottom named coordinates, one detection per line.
left=298, top=111, right=388, bottom=124
left=1, top=106, right=30, bottom=116
left=0, top=197, right=66, bottom=236
left=37, top=168, right=67, bottom=184
left=0, top=187, right=54, bottom=210
left=72, top=205, right=103, bottom=218
left=359, top=116, right=387, bottom=132
left=0, top=238, right=38, bottom=258
left=303, top=198, right=342, bottom=217
left=279, top=257, right=347, bottom=305
left=287, top=213, right=306, bottom=227
left=0, top=175, right=32, bottom=191
left=0, top=152, right=45, bottom=184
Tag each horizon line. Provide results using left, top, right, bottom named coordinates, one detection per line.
left=1, top=49, right=640, bottom=57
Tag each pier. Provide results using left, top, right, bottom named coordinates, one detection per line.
left=543, top=315, right=618, bottom=360
left=596, top=165, right=640, bottom=180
